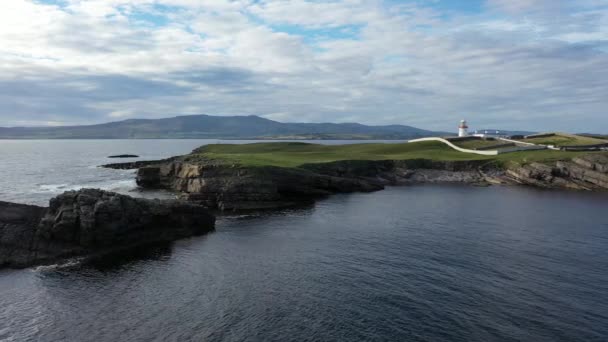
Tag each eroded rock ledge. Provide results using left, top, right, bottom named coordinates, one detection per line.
left=0, top=189, right=215, bottom=269
left=111, top=154, right=608, bottom=211
left=127, top=159, right=490, bottom=211
left=102, top=152, right=608, bottom=212
left=505, top=154, right=608, bottom=190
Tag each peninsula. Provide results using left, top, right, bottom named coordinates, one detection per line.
left=3, top=131, right=606, bottom=269
left=103, top=132, right=608, bottom=211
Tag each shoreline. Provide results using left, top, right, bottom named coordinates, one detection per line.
left=2, top=147, right=606, bottom=268
left=101, top=148, right=608, bottom=211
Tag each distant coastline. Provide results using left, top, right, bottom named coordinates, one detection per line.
left=0, top=114, right=449, bottom=140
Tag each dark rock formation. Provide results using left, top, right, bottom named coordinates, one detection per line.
left=108, top=154, right=139, bottom=158
left=0, top=202, right=47, bottom=268
left=101, top=146, right=608, bottom=212
left=135, top=163, right=384, bottom=211
left=133, top=159, right=489, bottom=211
left=0, top=189, right=215, bottom=269
left=301, top=159, right=488, bottom=185
left=101, top=157, right=177, bottom=170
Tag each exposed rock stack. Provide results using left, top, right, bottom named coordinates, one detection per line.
left=0, top=189, right=215, bottom=269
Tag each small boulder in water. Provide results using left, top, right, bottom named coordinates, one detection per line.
left=108, top=154, right=139, bottom=158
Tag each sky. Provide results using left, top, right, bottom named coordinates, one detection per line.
left=0, top=0, right=607, bottom=132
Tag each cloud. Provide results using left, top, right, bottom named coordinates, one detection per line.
left=0, top=0, right=606, bottom=132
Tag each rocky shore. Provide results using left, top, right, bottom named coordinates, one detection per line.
left=102, top=152, right=608, bottom=211
left=505, top=154, right=608, bottom=190
left=3, top=148, right=605, bottom=268
left=0, top=189, right=215, bottom=269
left=132, top=159, right=491, bottom=211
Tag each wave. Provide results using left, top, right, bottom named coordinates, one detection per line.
left=36, top=179, right=137, bottom=194
left=31, top=257, right=85, bottom=272
left=37, top=183, right=72, bottom=192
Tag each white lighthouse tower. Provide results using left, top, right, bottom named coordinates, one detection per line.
left=458, top=119, right=469, bottom=137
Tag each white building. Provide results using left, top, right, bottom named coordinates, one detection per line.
left=473, top=130, right=508, bottom=138
left=458, top=120, right=469, bottom=137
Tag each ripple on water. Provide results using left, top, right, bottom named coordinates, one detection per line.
left=0, top=161, right=608, bottom=341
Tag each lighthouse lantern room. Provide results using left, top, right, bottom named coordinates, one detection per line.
left=458, top=119, right=469, bottom=137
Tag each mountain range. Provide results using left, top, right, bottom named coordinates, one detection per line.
left=0, top=115, right=447, bottom=140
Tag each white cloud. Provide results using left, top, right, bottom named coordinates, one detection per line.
left=249, top=0, right=374, bottom=28
left=0, top=0, right=606, bottom=132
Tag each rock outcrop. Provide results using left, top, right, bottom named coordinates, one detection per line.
left=0, top=202, right=47, bottom=268
left=132, top=159, right=489, bottom=211
left=505, top=154, right=608, bottom=190
left=101, top=157, right=178, bottom=170
left=102, top=150, right=608, bottom=212
left=0, top=189, right=215, bottom=269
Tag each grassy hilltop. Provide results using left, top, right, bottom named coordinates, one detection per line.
left=518, top=133, right=607, bottom=146
left=185, top=141, right=595, bottom=168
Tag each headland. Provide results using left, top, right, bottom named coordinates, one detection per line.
left=102, top=137, right=608, bottom=211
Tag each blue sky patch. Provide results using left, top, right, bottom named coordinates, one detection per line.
left=270, top=24, right=364, bottom=45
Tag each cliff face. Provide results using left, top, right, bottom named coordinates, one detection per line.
left=129, top=153, right=608, bottom=211
left=0, top=202, right=47, bottom=268
left=135, top=159, right=489, bottom=211
left=137, top=163, right=385, bottom=211
left=505, top=154, right=608, bottom=190
left=0, top=189, right=215, bottom=269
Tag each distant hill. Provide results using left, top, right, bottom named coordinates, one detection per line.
left=579, top=133, right=608, bottom=140
left=0, top=115, right=448, bottom=140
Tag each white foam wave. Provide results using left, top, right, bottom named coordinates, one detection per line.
left=31, top=257, right=85, bottom=272
left=36, top=179, right=137, bottom=194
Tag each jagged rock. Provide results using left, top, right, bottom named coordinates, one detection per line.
left=137, top=166, right=163, bottom=187
left=143, top=162, right=386, bottom=211
left=106, top=148, right=608, bottom=211
left=572, top=154, right=608, bottom=173
left=506, top=163, right=556, bottom=184
left=0, top=189, right=215, bottom=269
left=0, top=202, right=46, bottom=268
left=101, top=157, right=178, bottom=170
left=505, top=155, right=608, bottom=190
left=134, top=159, right=489, bottom=211
left=556, top=161, right=608, bottom=188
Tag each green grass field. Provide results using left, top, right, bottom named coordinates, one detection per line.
left=187, top=141, right=596, bottom=168
left=519, top=133, right=607, bottom=147
left=451, top=139, right=509, bottom=149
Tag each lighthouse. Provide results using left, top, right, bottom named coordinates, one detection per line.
left=458, top=119, right=469, bottom=137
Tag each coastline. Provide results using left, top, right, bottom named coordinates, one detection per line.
left=101, top=143, right=608, bottom=211
left=2, top=140, right=606, bottom=269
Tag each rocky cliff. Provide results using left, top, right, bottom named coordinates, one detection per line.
left=505, top=154, right=608, bottom=190
left=103, top=151, right=608, bottom=212
left=0, top=189, right=215, bottom=269
left=132, top=159, right=489, bottom=211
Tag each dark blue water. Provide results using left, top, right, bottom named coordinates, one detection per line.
left=1, top=141, right=608, bottom=341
